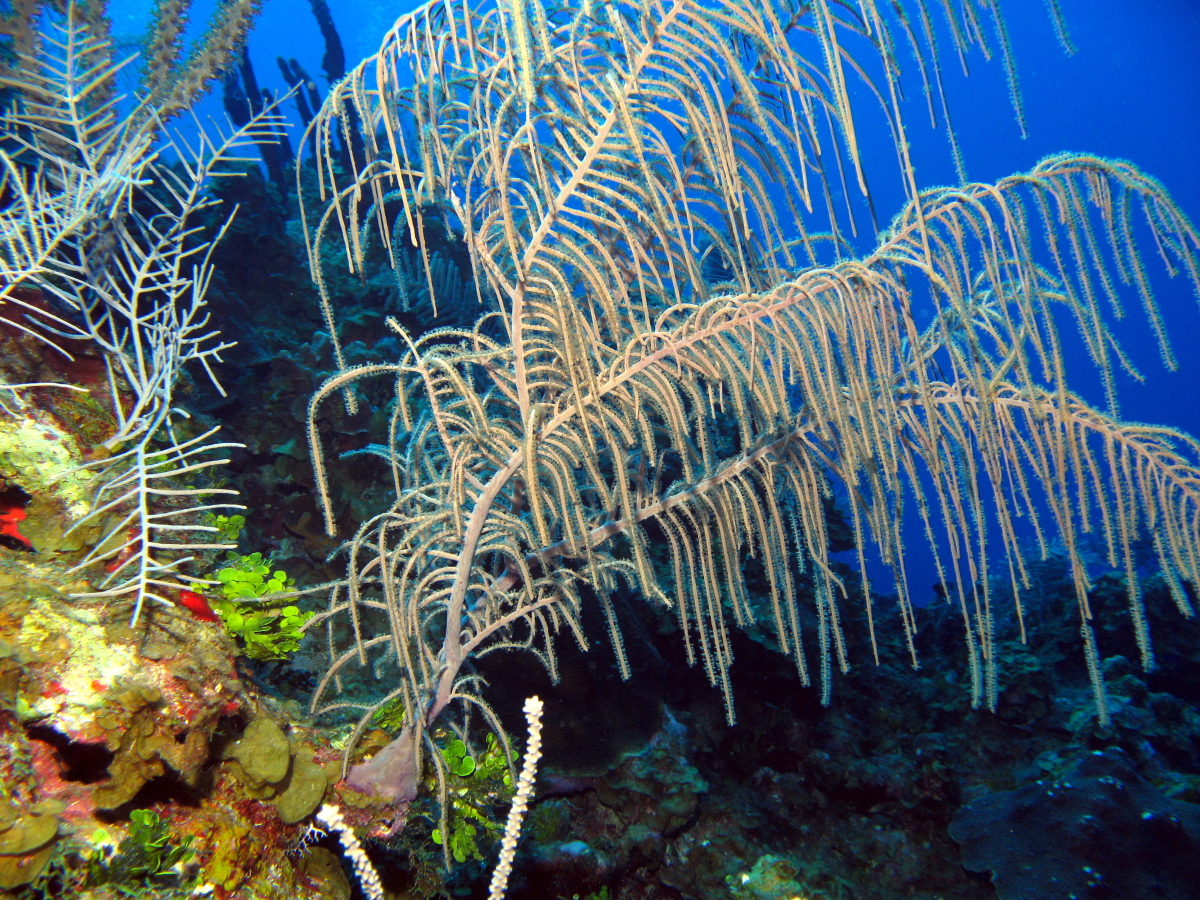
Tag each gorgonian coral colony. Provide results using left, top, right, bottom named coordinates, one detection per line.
left=295, top=0, right=1200, bottom=829
left=0, top=0, right=279, bottom=623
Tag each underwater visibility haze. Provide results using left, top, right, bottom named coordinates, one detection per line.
left=0, top=0, right=1199, bottom=898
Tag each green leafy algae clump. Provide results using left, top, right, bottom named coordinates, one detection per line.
left=370, top=696, right=407, bottom=732
left=211, top=552, right=314, bottom=660
left=86, top=808, right=195, bottom=892
left=429, top=733, right=514, bottom=864
left=214, top=551, right=292, bottom=600
left=204, top=513, right=246, bottom=545
left=726, top=855, right=808, bottom=900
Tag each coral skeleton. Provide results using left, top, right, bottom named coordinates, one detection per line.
left=488, top=696, right=545, bottom=900
left=314, top=803, right=384, bottom=900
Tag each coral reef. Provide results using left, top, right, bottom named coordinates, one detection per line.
left=951, top=747, right=1200, bottom=899
left=1, top=3, right=1198, bottom=900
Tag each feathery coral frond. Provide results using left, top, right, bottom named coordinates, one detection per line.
left=299, top=0, right=1200, bottom=822
left=1, top=4, right=287, bottom=624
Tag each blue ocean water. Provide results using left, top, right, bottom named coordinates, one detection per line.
left=106, top=0, right=1199, bottom=437
left=866, top=0, right=1200, bottom=597
left=102, top=0, right=1200, bottom=606
left=845, top=0, right=1200, bottom=442
left=931, top=0, right=1200, bottom=440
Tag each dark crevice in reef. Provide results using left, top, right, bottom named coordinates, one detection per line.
left=26, top=723, right=113, bottom=784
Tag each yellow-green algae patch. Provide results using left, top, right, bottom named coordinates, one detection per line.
left=17, top=602, right=141, bottom=733
left=0, top=410, right=92, bottom=517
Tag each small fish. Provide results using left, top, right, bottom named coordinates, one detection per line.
left=0, top=506, right=32, bottom=550
left=178, top=589, right=220, bottom=623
